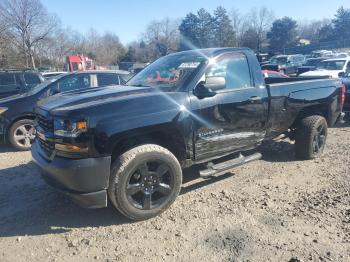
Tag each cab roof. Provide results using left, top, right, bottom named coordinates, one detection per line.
left=166, top=48, right=254, bottom=58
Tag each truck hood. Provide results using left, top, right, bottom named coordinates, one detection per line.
left=300, top=69, right=342, bottom=78
left=37, top=85, right=156, bottom=112
left=36, top=85, right=189, bottom=120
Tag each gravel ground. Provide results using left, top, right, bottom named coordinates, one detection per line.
left=0, top=124, right=349, bottom=262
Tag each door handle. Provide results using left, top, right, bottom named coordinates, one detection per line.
left=249, top=96, right=262, bottom=103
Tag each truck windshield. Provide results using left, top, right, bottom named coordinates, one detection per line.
left=318, top=60, right=346, bottom=70
left=127, top=53, right=206, bottom=91
left=269, top=56, right=288, bottom=65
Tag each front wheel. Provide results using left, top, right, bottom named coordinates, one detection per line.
left=8, top=119, right=36, bottom=151
left=295, top=115, right=328, bottom=159
left=108, top=144, right=182, bottom=221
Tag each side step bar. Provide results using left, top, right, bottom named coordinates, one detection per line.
left=199, top=152, right=262, bottom=178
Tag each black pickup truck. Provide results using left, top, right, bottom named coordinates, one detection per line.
left=31, top=48, right=345, bottom=221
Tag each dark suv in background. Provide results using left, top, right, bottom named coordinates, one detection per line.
left=0, top=69, right=44, bottom=99
left=0, top=70, right=130, bottom=150
left=261, top=54, right=306, bottom=75
left=296, top=58, right=327, bottom=76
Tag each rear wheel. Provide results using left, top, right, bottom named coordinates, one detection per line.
left=108, top=144, right=182, bottom=221
left=295, top=115, right=327, bottom=159
left=8, top=119, right=36, bottom=151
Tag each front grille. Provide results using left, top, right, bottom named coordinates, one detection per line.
left=38, top=138, right=54, bottom=157
left=37, top=114, right=53, bottom=133
left=36, top=113, right=54, bottom=157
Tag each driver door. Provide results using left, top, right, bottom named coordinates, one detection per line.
left=192, top=52, right=269, bottom=161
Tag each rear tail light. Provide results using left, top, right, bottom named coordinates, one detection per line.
left=341, top=84, right=346, bottom=106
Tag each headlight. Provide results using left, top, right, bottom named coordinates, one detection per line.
left=0, top=107, right=8, bottom=114
left=54, top=118, right=87, bottom=137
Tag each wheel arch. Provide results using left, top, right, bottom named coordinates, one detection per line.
left=108, top=124, right=189, bottom=167
left=291, top=104, right=330, bottom=129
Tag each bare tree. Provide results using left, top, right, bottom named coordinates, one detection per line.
left=246, top=7, right=274, bottom=51
left=37, top=26, right=82, bottom=69
left=230, top=8, right=246, bottom=46
left=297, top=19, right=331, bottom=43
left=143, top=18, right=180, bottom=60
left=0, top=0, right=58, bottom=68
left=94, top=32, right=126, bottom=65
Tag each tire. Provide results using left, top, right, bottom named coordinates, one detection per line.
left=108, top=144, right=182, bottom=221
left=295, top=115, right=328, bottom=160
left=8, top=119, right=36, bottom=151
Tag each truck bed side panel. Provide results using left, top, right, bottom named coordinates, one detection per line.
left=266, top=79, right=342, bottom=137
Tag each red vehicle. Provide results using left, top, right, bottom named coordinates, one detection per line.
left=262, top=69, right=289, bottom=78
left=65, top=55, right=106, bottom=72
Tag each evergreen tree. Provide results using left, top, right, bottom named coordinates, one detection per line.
left=267, top=17, right=298, bottom=52
left=332, top=6, right=350, bottom=40
left=241, top=27, right=259, bottom=50
left=179, top=13, right=200, bottom=50
left=317, top=24, right=334, bottom=42
left=213, top=6, right=236, bottom=47
left=197, top=8, right=215, bottom=48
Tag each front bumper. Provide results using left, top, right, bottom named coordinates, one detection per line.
left=31, top=140, right=111, bottom=208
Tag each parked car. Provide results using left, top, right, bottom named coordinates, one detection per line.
left=341, top=70, right=350, bottom=112
left=296, top=58, right=326, bottom=76
left=0, top=69, right=44, bottom=99
left=334, top=53, right=349, bottom=58
left=256, top=53, right=270, bottom=64
left=42, top=71, right=66, bottom=80
left=311, top=50, right=334, bottom=58
left=31, top=48, right=345, bottom=221
left=300, top=58, right=350, bottom=78
left=262, top=70, right=289, bottom=78
left=261, top=54, right=306, bottom=75
left=0, top=70, right=130, bottom=150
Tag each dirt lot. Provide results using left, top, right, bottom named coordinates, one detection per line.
left=0, top=124, right=349, bottom=262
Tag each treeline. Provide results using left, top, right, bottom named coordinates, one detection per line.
left=0, top=0, right=350, bottom=70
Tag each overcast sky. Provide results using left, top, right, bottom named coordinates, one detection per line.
left=41, top=0, right=350, bottom=44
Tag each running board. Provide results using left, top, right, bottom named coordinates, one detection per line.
left=199, top=152, right=262, bottom=178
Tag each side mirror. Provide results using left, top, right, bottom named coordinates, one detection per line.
left=194, top=76, right=225, bottom=99
left=338, top=72, right=345, bottom=77
left=50, top=83, right=60, bottom=95
left=204, top=76, right=226, bottom=91
left=194, top=82, right=217, bottom=99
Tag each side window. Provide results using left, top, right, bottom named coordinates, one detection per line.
left=119, top=75, right=127, bottom=85
left=72, top=63, right=79, bottom=71
left=206, top=53, right=251, bottom=91
left=0, top=73, right=16, bottom=86
left=346, top=61, right=350, bottom=70
left=97, top=73, right=119, bottom=87
left=24, top=73, right=41, bottom=85
left=56, top=75, right=91, bottom=93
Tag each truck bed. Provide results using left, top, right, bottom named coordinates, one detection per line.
left=265, top=77, right=343, bottom=137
